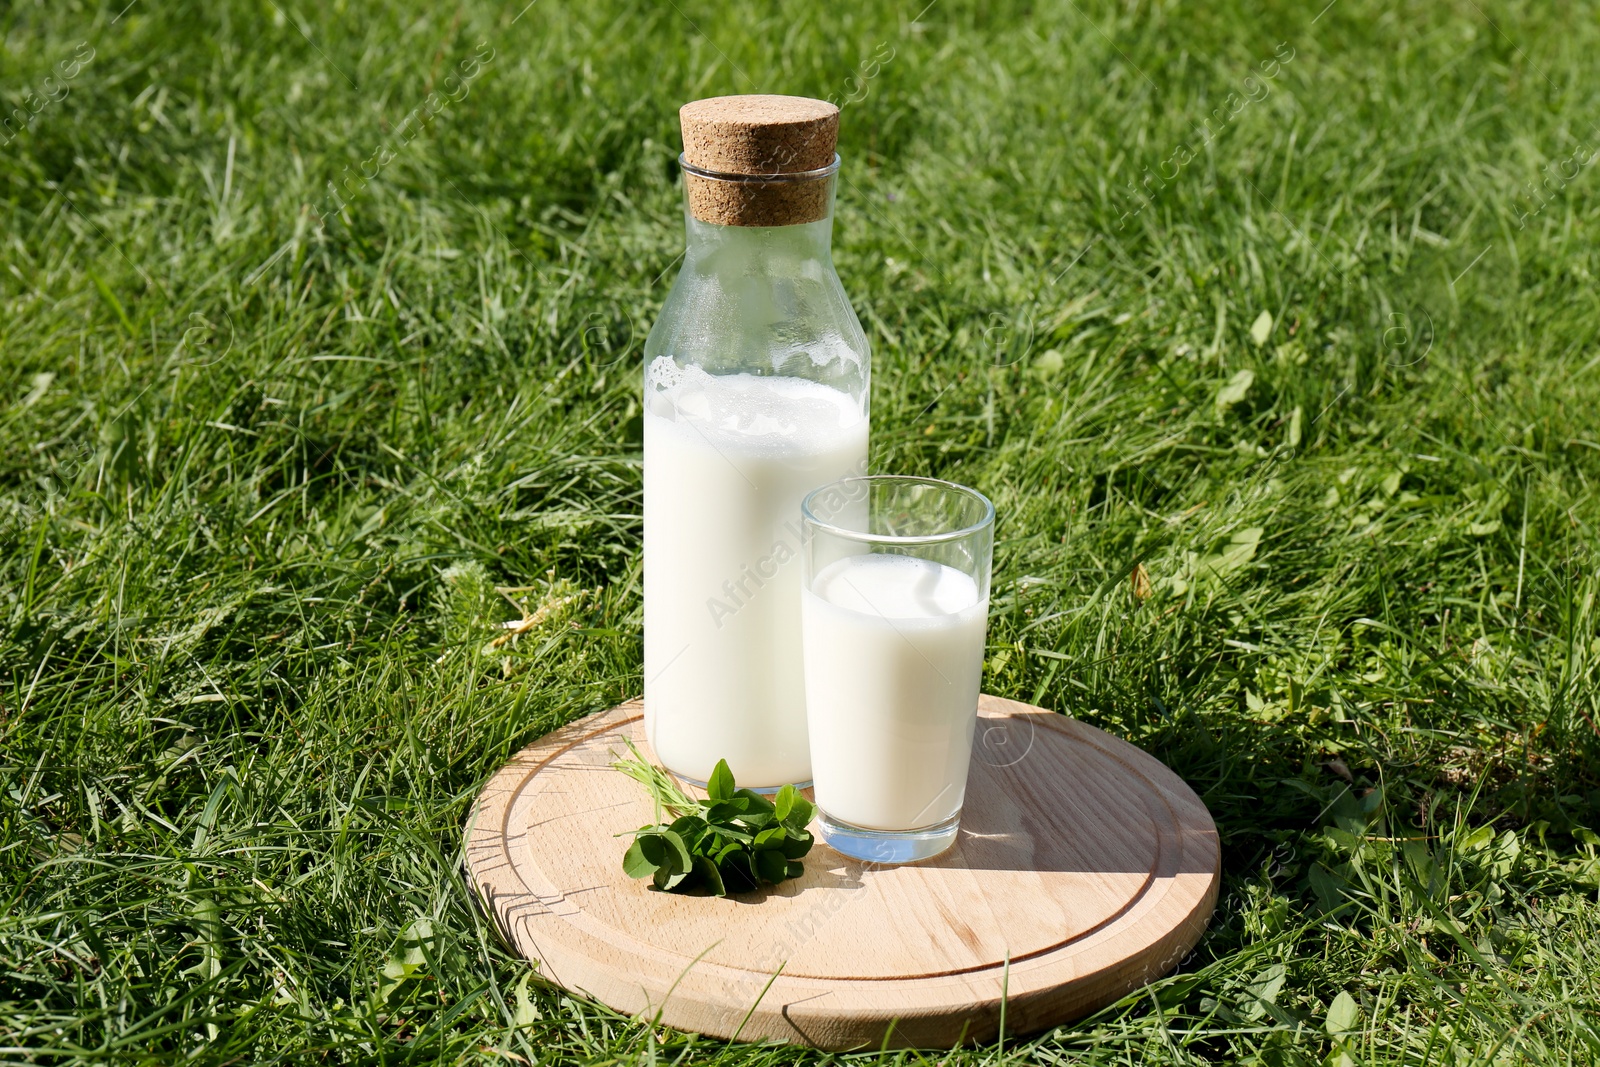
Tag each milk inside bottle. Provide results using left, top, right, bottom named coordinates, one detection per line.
left=642, top=95, right=870, bottom=787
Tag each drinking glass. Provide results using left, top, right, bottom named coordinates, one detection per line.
left=800, top=475, right=995, bottom=863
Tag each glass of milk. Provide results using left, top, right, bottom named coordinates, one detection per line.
left=800, top=476, right=995, bottom=863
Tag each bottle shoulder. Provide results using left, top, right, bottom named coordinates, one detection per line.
left=643, top=250, right=871, bottom=387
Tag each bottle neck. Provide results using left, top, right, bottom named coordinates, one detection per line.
left=679, top=160, right=839, bottom=264
left=683, top=209, right=836, bottom=269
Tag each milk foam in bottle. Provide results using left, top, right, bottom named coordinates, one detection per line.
left=642, top=95, right=871, bottom=787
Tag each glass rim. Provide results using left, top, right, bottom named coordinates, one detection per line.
left=678, top=152, right=841, bottom=184
left=801, top=475, right=996, bottom=546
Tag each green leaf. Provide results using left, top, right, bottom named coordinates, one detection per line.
left=1402, top=839, right=1435, bottom=885
left=1250, top=310, right=1273, bottom=345
left=513, top=970, right=540, bottom=1027
left=735, top=788, right=776, bottom=813
left=707, top=759, right=735, bottom=802
left=1249, top=963, right=1286, bottom=1004
left=1239, top=962, right=1286, bottom=1021
left=739, top=809, right=775, bottom=831
left=781, top=828, right=814, bottom=859
left=668, top=814, right=707, bottom=849
left=753, top=825, right=787, bottom=849
left=694, top=855, right=727, bottom=897
left=702, top=799, right=750, bottom=824
left=1308, top=863, right=1350, bottom=913
left=1215, top=368, right=1255, bottom=413
left=1200, top=527, right=1263, bottom=581
left=773, top=783, right=797, bottom=821
left=659, top=829, right=692, bottom=873
left=721, top=852, right=757, bottom=891
left=754, top=848, right=789, bottom=884
left=782, top=794, right=815, bottom=830
left=622, top=837, right=659, bottom=880
left=1325, top=990, right=1360, bottom=1035
left=378, top=917, right=437, bottom=1006
left=640, top=831, right=673, bottom=865
left=647, top=830, right=694, bottom=890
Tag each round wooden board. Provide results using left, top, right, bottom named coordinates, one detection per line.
left=466, top=695, right=1220, bottom=1050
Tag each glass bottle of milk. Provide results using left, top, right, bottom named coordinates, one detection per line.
left=643, top=95, right=870, bottom=788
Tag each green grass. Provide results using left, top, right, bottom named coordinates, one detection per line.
left=4, top=0, right=1600, bottom=1062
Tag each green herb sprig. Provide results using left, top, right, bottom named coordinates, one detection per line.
left=614, top=744, right=815, bottom=896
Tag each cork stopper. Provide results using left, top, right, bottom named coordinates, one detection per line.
left=679, top=95, right=839, bottom=227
